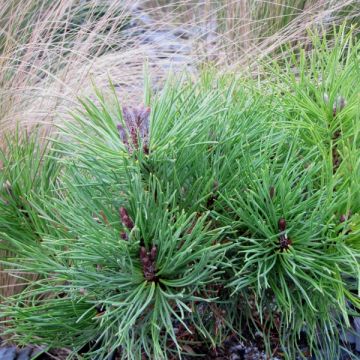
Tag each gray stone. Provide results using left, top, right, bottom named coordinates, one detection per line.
left=0, top=347, right=16, bottom=360
left=340, top=328, right=356, bottom=344
left=16, top=347, right=33, bottom=360
left=353, top=317, right=360, bottom=352
left=173, top=28, right=192, bottom=39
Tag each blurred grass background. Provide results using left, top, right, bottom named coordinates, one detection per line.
left=0, top=1, right=359, bottom=133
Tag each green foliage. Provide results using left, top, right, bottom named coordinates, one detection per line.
left=1, top=29, right=360, bottom=359
left=0, top=129, right=61, bottom=250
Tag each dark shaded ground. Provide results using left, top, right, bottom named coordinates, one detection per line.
left=1, top=298, right=359, bottom=359
left=1, top=331, right=359, bottom=360
left=0, top=341, right=70, bottom=360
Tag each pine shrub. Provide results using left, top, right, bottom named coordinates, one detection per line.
left=1, top=28, right=359, bottom=359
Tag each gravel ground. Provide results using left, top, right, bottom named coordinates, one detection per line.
left=1, top=329, right=359, bottom=360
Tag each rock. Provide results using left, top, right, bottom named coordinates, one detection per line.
left=173, top=28, right=192, bottom=39
left=0, top=347, right=16, bottom=360
left=353, top=317, right=360, bottom=352
left=16, top=347, right=33, bottom=360
left=340, top=328, right=356, bottom=344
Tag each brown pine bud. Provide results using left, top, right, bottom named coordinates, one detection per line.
left=142, top=256, right=150, bottom=265
left=150, top=245, right=157, bottom=261
left=119, top=207, right=134, bottom=230
left=339, top=214, right=347, bottom=223
left=278, top=218, right=286, bottom=232
left=130, top=127, right=139, bottom=150
left=118, top=106, right=150, bottom=154
left=333, top=106, right=337, bottom=117
left=333, top=96, right=346, bottom=117
left=279, top=234, right=292, bottom=251
left=140, top=246, right=147, bottom=259
left=340, top=212, right=351, bottom=223
left=120, top=231, right=128, bottom=240
left=338, top=96, right=346, bottom=111
left=143, top=144, right=149, bottom=155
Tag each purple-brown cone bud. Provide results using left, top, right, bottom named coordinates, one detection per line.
left=333, top=96, right=346, bottom=117
left=142, top=256, right=150, bottom=265
left=140, top=246, right=147, bottom=259
left=139, top=245, right=157, bottom=282
left=340, top=212, right=351, bottom=223
left=150, top=245, right=157, bottom=261
left=120, top=231, right=128, bottom=240
left=143, top=144, right=150, bottom=155
left=279, top=235, right=292, bottom=251
left=278, top=218, right=286, bottom=232
left=117, top=105, right=150, bottom=154
left=119, top=207, right=134, bottom=230
left=130, top=127, right=139, bottom=150
left=278, top=218, right=291, bottom=251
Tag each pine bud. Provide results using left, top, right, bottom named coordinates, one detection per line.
left=130, top=127, right=139, bottom=150
left=143, top=144, right=149, bottom=155
left=150, top=245, right=157, bottom=261
left=117, top=124, right=129, bottom=146
left=139, top=245, right=157, bottom=281
left=278, top=218, right=291, bottom=251
left=279, top=234, right=292, bottom=251
left=142, top=256, right=150, bottom=265
left=338, top=96, right=346, bottom=111
left=120, top=231, right=128, bottom=240
left=278, top=218, right=286, bottom=232
left=333, top=96, right=346, bottom=117
left=340, top=212, right=351, bottom=223
left=140, top=246, right=147, bottom=259
left=269, top=186, right=275, bottom=199
left=118, top=106, right=150, bottom=154
left=119, top=207, right=134, bottom=230
left=340, top=214, right=347, bottom=223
